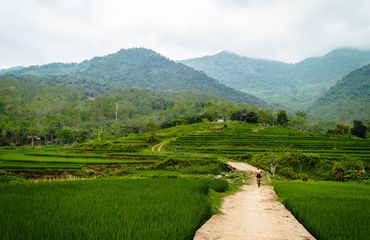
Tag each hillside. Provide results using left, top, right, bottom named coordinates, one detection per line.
left=181, top=48, right=370, bottom=111
left=2, top=48, right=266, bottom=107
left=310, top=64, right=370, bottom=122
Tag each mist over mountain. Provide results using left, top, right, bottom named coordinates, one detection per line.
left=310, top=64, right=370, bottom=122
left=181, top=48, right=370, bottom=111
left=1, top=48, right=266, bottom=107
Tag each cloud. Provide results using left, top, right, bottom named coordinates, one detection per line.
left=1, top=0, right=370, bottom=68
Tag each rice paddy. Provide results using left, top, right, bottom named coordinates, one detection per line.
left=273, top=181, right=370, bottom=240
left=0, top=178, right=227, bottom=240
left=0, top=122, right=369, bottom=239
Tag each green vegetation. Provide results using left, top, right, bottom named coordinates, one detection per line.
left=0, top=76, right=269, bottom=146
left=181, top=48, right=370, bottom=113
left=351, top=120, right=368, bottom=138
left=0, top=120, right=369, bottom=239
left=1, top=122, right=369, bottom=180
left=273, top=181, right=370, bottom=240
left=1, top=48, right=266, bottom=106
left=1, top=46, right=369, bottom=240
left=311, top=63, right=370, bottom=122
left=0, top=178, right=228, bottom=240
left=167, top=123, right=370, bottom=179
left=277, top=110, right=288, bottom=126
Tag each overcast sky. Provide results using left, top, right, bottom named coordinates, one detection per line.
left=1, top=0, right=370, bottom=68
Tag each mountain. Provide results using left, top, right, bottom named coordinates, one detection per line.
left=2, top=48, right=266, bottom=107
left=309, top=64, right=370, bottom=122
left=0, top=66, right=24, bottom=74
left=180, top=48, right=370, bottom=111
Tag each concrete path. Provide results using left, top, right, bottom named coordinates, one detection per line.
left=193, top=162, right=315, bottom=240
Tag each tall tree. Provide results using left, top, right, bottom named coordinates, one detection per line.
left=277, top=110, right=288, bottom=126
left=351, top=120, right=367, bottom=138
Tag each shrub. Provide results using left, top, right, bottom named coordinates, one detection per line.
left=0, top=176, right=23, bottom=183
left=209, top=179, right=228, bottom=192
left=331, top=158, right=365, bottom=181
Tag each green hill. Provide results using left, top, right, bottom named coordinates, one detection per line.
left=310, top=64, right=370, bottom=122
left=2, top=48, right=266, bottom=107
left=181, top=48, right=370, bottom=111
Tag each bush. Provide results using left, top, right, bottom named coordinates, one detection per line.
left=146, top=135, right=159, bottom=144
left=209, top=179, right=228, bottom=192
left=331, top=158, right=365, bottom=181
left=0, top=176, right=23, bottom=183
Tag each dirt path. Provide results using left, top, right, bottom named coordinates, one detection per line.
left=151, top=141, right=168, bottom=152
left=194, top=162, right=315, bottom=240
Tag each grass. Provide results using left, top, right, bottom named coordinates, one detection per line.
left=0, top=178, right=229, bottom=240
left=273, top=180, right=370, bottom=240
left=0, top=122, right=369, bottom=239
left=3, top=122, right=369, bottom=176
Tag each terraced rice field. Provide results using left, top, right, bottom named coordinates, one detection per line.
left=170, top=123, right=370, bottom=167
left=0, top=150, right=158, bottom=171
left=0, top=122, right=369, bottom=240
left=1, top=122, right=369, bottom=173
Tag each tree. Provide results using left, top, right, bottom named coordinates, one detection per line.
left=350, top=120, right=367, bottom=138
left=293, top=111, right=307, bottom=130
left=334, top=124, right=349, bottom=135
left=277, top=110, right=288, bottom=126
left=114, top=102, right=119, bottom=121
left=231, top=110, right=246, bottom=121
left=245, top=112, right=259, bottom=123
left=326, top=124, right=350, bottom=136
left=27, top=126, right=43, bottom=147
left=46, top=121, right=62, bottom=143
left=230, top=110, right=259, bottom=123
left=145, top=120, right=159, bottom=137
left=95, top=128, right=104, bottom=142
left=56, top=128, right=75, bottom=144
left=257, top=110, right=274, bottom=125
left=145, top=120, right=159, bottom=143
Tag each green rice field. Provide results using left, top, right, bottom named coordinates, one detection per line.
left=170, top=123, right=370, bottom=167
left=273, top=181, right=370, bottom=240
left=0, top=122, right=369, bottom=239
left=1, top=122, right=369, bottom=175
left=0, top=178, right=227, bottom=240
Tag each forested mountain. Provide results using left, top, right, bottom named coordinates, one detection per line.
left=309, top=64, right=370, bottom=122
left=181, top=48, right=370, bottom=110
left=1, top=48, right=266, bottom=107
left=0, top=76, right=272, bottom=145
left=0, top=66, right=24, bottom=75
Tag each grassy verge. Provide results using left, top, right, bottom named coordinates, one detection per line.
left=208, top=171, right=248, bottom=213
left=273, top=180, right=370, bottom=240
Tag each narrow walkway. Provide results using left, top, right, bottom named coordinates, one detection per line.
left=150, top=141, right=168, bottom=152
left=194, top=162, right=315, bottom=240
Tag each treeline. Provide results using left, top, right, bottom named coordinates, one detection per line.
left=0, top=77, right=274, bottom=146
left=0, top=76, right=367, bottom=146
left=326, top=120, right=368, bottom=138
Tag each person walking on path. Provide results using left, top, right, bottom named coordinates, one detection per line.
left=255, top=166, right=262, bottom=188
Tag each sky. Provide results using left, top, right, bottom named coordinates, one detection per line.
left=1, top=0, right=370, bottom=68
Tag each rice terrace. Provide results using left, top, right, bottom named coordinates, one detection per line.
left=0, top=123, right=369, bottom=239
left=1, top=1, right=370, bottom=239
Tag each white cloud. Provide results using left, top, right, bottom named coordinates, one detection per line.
left=1, top=0, right=370, bottom=68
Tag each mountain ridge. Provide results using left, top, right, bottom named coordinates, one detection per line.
left=309, top=63, right=370, bottom=122
left=180, top=48, right=370, bottom=111
left=1, top=48, right=267, bottom=107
